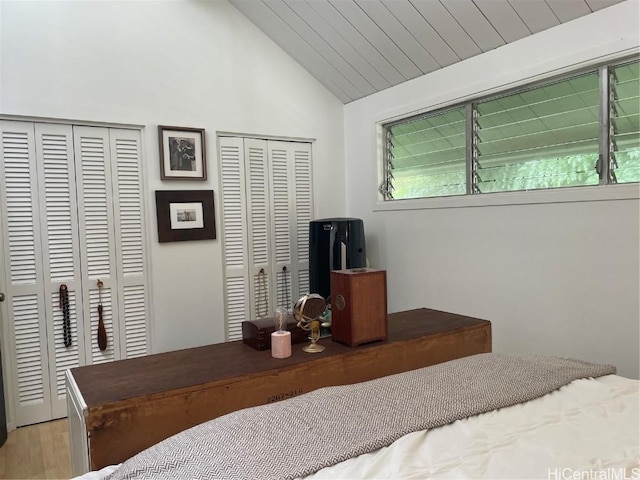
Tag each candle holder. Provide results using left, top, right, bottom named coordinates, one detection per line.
left=271, top=307, right=292, bottom=359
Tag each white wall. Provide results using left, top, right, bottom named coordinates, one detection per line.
left=0, top=0, right=346, bottom=355
left=344, top=0, right=640, bottom=378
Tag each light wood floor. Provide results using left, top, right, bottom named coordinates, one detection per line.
left=0, top=419, right=71, bottom=479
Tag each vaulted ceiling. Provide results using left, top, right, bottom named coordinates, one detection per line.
left=229, top=0, right=625, bottom=103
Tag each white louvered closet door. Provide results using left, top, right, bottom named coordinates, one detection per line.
left=73, top=126, right=120, bottom=365
left=291, top=142, right=313, bottom=298
left=219, top=137, right=250, bottom=339
left=219, top=136, right=313, bottom=340
left=110, top=129, right=149, bottom=359
left=244, top=138, right=272, bottom=321
left=266, top=141, right=313, bottom=306
left=34, top=123, right=85, bottom=419
left=0, top=121, right=52, bottom=425
left=1, top=121, right=148, bottom=427
left=267, top=141, right=294, bottom=309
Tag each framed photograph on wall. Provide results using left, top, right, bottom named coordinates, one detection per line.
left=155, top=190, right=216, bottom=242
left=158, top=126, right=207, bottom=180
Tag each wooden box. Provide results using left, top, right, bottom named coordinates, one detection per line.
left=242, top=315, right=307, bottom=350
left=331, top=268, right=388, bottom=347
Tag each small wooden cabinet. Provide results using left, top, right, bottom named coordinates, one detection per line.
left=67, top=308, right=491, bottom=475
left=331, top=268, right=387, bottom=347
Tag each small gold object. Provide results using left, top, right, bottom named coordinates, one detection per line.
left=293, top=294, right=326, bottom=353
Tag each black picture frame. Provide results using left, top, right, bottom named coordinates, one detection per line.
left=158, top=125, right=207, bottom=180
left=155, top=190, right=216, bottom=242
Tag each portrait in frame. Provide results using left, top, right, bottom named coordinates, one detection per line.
left=158, top=126, right=207, bottom=180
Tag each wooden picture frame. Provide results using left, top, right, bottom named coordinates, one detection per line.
left=155, top=190, right=216, bottom=242
left=158, top=126, right=207, bottom=180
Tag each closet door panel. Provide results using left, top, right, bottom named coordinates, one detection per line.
left=268, top=141, right=294, bottom=308
left=244, top=138, right=272, bottom=320
left=0, top=121, right=51, bottom=426
left=109, top=129, right=149, bottom=358
left=292, top=143, right=313, bottom=299
left=34, top=123, right=85, bottom=419
left=73, top=126, right=119, bottom=364
left=219, top=137, right=250, bottom=340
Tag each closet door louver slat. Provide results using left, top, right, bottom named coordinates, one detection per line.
left=247, top=142, right=270, bottom=267
left=123, top=286, right=147, bottom=358
left=270, top=144, right=292, bottom=265
left=40, top=133, right=75, bottom=281
left=226, top=277, right=247, bottom=340
left=113, top=137, right=144, bottom=276
left=3, top=129, right=38, bottom=285
left=79, top=136, right=111, bottom=279
left=221, top=145, right=247, bottom=268
left=13, top=294, right=45, bottom=406
left=298, top=267, right=310, bottom=297
left=0, top=121, right=52, bottom=426
left=110, top=129, right=149, bottom=358
left=219, top=137, right=250, bottom=340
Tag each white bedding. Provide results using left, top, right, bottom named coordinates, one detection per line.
left=79, top=374, right=639, bottom=480
left=306, top=375, right=639, bottom=479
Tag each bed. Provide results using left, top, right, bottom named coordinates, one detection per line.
left=76, top=353, right=639, bottom=480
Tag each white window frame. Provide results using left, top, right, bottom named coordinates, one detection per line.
left=375, top=55, right=640, bottom=212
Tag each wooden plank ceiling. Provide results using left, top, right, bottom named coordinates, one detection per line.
left=229, top=0, right=624, bottom=103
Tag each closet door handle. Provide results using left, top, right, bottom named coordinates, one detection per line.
left=0, top=292, right=5, bottom=302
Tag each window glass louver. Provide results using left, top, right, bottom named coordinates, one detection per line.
left=474, top=72, right=600, bottom=193
left=385, top=107, right=466, bottom=199
left=610, top=61, right=640, bottom=184
left=381, top=58, right=639, bottom=200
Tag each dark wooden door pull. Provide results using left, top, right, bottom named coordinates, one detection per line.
left=97, top=280, right=107, bottom=351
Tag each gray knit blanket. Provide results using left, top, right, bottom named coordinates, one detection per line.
left=107, top=353, right=615, bottom=480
